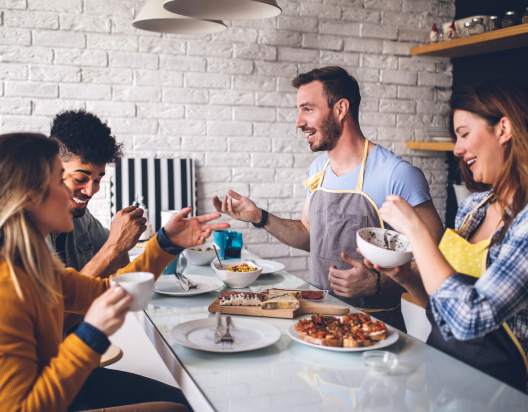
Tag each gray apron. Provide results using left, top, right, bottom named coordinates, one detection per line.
left=306, top=139, right=405, bottom=331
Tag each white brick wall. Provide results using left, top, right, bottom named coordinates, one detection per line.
left=0, top=0, right=454, bottom=279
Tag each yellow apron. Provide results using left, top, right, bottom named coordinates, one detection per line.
left=438, top=194, right=528, bottom=375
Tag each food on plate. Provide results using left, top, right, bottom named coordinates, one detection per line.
left=362, top=321, right=388, bottom=341
left=261, top=294, right=300, bottom=310
left=343, top=332, right=373, bottom=348
left=268, top=288, right=325, bottom=300
left=220, top=293, right=263, bottom=306
left=268, top=289, right=302, bottom=299
left=226, top=263, right=258, bottom=272
left=190, top=247, right=213, bottom=251
left=294, top=314, right=387, bottom=347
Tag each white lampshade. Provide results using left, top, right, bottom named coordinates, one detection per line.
left=133, top=0, right=227, bottom=34
left=163, top=0, right=281, bottom=21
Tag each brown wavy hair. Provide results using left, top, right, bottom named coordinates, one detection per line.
left=449, top=77, right=528, bottom=245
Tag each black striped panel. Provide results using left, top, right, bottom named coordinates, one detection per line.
left=111, top=158, right=197, bottom=231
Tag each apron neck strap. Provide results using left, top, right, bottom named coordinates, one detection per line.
left=459, top=193, right=495, bottom=233
left=317, top=138, right=370, bottom=191
left=355, top=138, right=370, bottom=192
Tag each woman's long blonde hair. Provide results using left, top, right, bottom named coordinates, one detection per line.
left=449, top=77, right=528, bottom=245
left=0, top=133, right=64, bottom=307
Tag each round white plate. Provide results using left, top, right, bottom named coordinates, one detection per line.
left=154, top=274, right=224, bottom=296
left=287, top=320, right=399, bottom=352
left=210, top=258, right=285, bottom=274
left=170, top=317, right=281, bottom=353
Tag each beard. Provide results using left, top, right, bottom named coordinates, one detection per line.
left=72, top=206, right=87, bottom=218
left=306, top=111, right=342, bottom=152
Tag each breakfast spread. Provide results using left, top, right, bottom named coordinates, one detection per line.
left=261, top=293, right=300, bottom=310
left=220, top=293, right=263, bottom=306
left=294, top=314, right=388, bottom=348
left=226, top=263, right=258, bottom=272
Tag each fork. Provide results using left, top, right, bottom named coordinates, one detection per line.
left=214, top=312, right=223, bottom=344
left=174, top=272, right=198, bottom=292
left=221, top=316, right=234, bottom=348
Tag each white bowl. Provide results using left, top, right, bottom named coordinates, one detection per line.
left=183, top=242, right=220, bottom=266
left=356, top=227, right=413, bottom=268
left=212, top=261, right=263, bottom=289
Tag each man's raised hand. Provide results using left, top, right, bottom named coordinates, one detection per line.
left=212, top=190, right=262, bottom=223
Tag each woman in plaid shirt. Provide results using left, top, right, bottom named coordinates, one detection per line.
left=364, top=77, right=528, bottom=392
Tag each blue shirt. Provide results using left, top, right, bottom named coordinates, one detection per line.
left=430, top=190, right=528, bottom=355
left=307, top=144, right=431, bottom=208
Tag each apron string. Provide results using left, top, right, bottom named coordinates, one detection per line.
left=355, top=138, right=370, bottom=192
left=356, top=303, right=401, bottom=313
left=459, top=193, right=495, bottom=233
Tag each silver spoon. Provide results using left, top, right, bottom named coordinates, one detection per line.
left=212, top=245, right=223, bottom=269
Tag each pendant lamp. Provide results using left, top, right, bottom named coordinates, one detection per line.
left=162, top=0, right=281, bottom=21
left=133, top=0, right=227, bottom=34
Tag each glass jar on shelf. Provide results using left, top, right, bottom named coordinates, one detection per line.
left=502, top=11, right=521, bottom=28
left=487, top=16, right=501, bottom=31
left=468, top=17, right=486, bottom=35
left=522, top=8, right=528, bottom=24
left=462, top=21, right=471, bottom=37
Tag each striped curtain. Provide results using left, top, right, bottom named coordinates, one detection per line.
left=111, top=158, right=197, bottom=231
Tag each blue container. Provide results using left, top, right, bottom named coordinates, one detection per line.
left=213, top=230, right=243, bottom=259
left=163, top=254, right=180, bottom=274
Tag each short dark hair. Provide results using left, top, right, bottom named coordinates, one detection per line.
left=50, top=109, right=123, bottom=165
left=292, top=66, right=361, bottom=122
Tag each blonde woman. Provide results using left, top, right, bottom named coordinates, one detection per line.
left=364, top=77, right=528, bottom=391
left=0, top=133, right=229, bottom=412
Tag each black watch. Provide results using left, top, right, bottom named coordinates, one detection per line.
left=252, top=209, right=269, bottom=229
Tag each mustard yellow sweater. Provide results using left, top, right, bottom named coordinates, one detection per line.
left=0, top=236, right=176, bottom=412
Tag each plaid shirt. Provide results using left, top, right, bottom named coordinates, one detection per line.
left=430, top=190, right=528, bottom=356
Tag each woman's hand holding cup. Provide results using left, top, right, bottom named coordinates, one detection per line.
left=84, top=286, right=132, bottom=336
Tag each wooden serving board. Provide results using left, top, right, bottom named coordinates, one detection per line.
left=208, top=298, right=349, bottom=319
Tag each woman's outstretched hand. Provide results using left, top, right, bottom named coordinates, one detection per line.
left=163, top=206, right=230, bottom=248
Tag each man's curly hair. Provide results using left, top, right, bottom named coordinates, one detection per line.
left=50, top=110, right=123, bottom=165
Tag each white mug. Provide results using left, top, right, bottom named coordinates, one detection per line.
left=109, top=272, right=154, bottom=311
left=161, top=210, right=180, bottom=227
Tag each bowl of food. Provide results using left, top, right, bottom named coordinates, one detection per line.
left=356, top=227, right=413, bottom=268
left=183, top=242, right=220, bottom=266
left=212, top=261, right=263, bottom=289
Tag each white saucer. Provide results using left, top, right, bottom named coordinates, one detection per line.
left=154, top=274, right=224, bottom=296
left=170, top=317, right=281, bottom=353
left=211, top=258, right=285, bottom=274
left=287, top=320, right=399, bottom=352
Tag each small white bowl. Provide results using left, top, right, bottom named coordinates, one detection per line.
left=356, top=227, right=413, bottom=268
left=183, top=242, right=220, bottom=266
left=212, top=261, right=263, bottom=289
left=362, top=351, right=398, bottom=374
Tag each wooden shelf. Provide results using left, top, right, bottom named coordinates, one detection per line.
left=410, top=24, right=528, bottom=58
left=407, top=141, right=454, bottom=151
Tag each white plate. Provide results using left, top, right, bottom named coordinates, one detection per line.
left=287, top=319, right=399, bottom=352
left=211, top=258, right=285, bottom=275
left=170, top=317, right=281, bottom=353
left=154, top=274, right=224, bottom=296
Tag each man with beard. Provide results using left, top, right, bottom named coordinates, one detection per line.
left=47, top=109, right=146, bottom=332
left=213, top=66, right=444, bottom=331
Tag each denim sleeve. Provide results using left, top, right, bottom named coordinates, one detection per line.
left=75, top=321, right=111, bottom=355
left=157, top=228, right=185, bottom=255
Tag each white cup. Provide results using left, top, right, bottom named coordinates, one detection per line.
left=109, top=272, right=154, bottom=311
left=161, top=210, right=180, bottom=227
